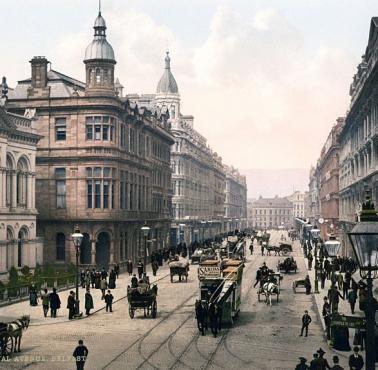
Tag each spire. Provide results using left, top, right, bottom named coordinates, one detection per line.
left=165, top=51, right=171, bottom=69
left=99, top=0, right=101, bottom=14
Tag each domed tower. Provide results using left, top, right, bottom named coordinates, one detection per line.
left=84, top=9, right=116, bottom=96
left=155, top=52, right=180, bottom=121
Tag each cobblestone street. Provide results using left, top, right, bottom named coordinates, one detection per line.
left=0, top=231, right=354, bottom=370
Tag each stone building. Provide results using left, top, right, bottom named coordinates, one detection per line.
left=6, top=10, right=174, bottom=268
left=317, top=118, right=344, bottom=240
left=0, top=101, right=43, bottom=278
left=249, top=196, right=293, bottom=229
left=338, top=17, right=378, bottom=255
left=129, top=53, right=247, bottom=245
left=223, top=165, right=248, bottom=231
left=307, top=165, right=321, bottom=225
left=286, top=190, right=305, bottom=221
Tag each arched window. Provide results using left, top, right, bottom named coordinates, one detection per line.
left=6, top=227, right=13, bottom=241
left=18, top=227, right=28, bottom=268
left=88, top=68, right=92, bottom=84
left=17, top=157, right=28, bottom=207
left=6, top=155, right=13, bottom=206
left=56, top=233, right=66, bottom=261
left=95, top=68, right=101, bottom=84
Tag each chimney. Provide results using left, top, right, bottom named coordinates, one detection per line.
left=30, top=57, right=49, bottom=88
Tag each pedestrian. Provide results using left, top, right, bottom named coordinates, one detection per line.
left=348, top=346, right=364, bottom=370
left=108, top=269, right=116, bottom=289
left=67, top=291, right=76, bottom=320
left=73, top=339, right=89, bottom=370
left=80, top=270, right=86, bottom=288
left=328, top=286, right=344, bottom=312
left=310, top=353, right=320, bottom=370
left=85, top=272, right=91, bottom=290
left=337, top=273, right=343, bottom=290
left=249, top=243, right=254, bottom=255
left=261, top=243, right=265, bottom=256
left=347, top=289, right=357, bottom=314
left=85, top=289, right=94, bottom=316
left=304, top=275, right=311, bottom=295
left=300, top=310, right=312, bottom=337
left=114, top=263, right=120, bottom=279
left=151, top=260, right=159, bottom=276
left=41, top=288, right=49, bottom=317
left=319, top=270, right=327, bottom=289
left=317, top=348, right=331, bottom=370
left=324, top=309, right=331, bottom=340
left=137, top=260, right=144, bottom=279
left=208, top=303, right=218, bottom=338
left=307, top=252, right=313, bottom=270
left=295, top=357, right=309, bottom=370
left=29, top=283, right=38, bottom=306
left=330, top=355, right=344, bottom=370
left=90, top=269, right=96, bottom=288
left=127, top=259, right=133, bottom=276
left=100, top=267, right=108, bottom=280
left=100, top=278, right=107, bottom=300
left=49, top=287, right=61, bottom=318
left=343, top=276, right=350, bottom=299
left=131, top=273, right=139, bottom=288
left=322, top=297, right=330, bottom=317
left=104, top=290, right=113, bottom=312
left=324, top=259, right=332, bottom=280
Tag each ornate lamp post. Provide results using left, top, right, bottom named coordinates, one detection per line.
left=347, top=192, right=378, bottom=370
left=141, top=224, right=150, bottom=274
left=71, top=226, right=83, bottom=318
left=310, top=225, right=321, bottom=293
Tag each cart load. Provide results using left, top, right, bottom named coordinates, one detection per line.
left=277, top=257, right=297, bottom=273
left=169, top=258, right=189, bottom=283
left=127, top=284, right=157, bottom=319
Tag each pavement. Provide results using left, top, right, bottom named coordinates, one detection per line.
left=0, top=231, right=359, bottom=370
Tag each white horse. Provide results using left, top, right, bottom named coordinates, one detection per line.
left=262, top=282, right=278, bottom=306
left=7, top=315, right=30, bottom=353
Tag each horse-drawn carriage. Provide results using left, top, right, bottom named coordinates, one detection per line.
left=292, top=279, right=307, bottom=293
left=0, top=322, right=12, bottom=358
left=127, top=284, right=158, bottom=318
left=257, top=272, right=282, bottom=306
left=0, top=315, right=30, bottom=358
left=277, top=257, right=298, bottom=273
left=265, top=242, right=293, bottom=256
left=169, top=258, right=189, bottom=282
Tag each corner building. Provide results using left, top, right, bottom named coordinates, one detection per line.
left=7, top=11, right=174, bottom=268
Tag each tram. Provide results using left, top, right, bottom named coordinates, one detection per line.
left=197, top=258, right=244, bottom=325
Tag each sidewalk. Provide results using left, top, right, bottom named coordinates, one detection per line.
left=0, top=262, right=171, bottom=326
left=300, top=240, right=378, bottom=364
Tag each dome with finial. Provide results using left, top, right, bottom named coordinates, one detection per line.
left=156, top=51, right=178, bottom=94
left=84, top=10, right=115, bottom=62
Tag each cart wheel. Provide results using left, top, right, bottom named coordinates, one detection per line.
left=282, top=248, right=289, bottom=256
left=0, top=334, right=12, bottom=357
left=152, top=300, right=157, bottom=318
left=129, top=306, right=134, bottom=319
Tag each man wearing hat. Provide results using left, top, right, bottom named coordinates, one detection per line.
left=310, top=353, right=320, bottom=369
left=295, top=356, right=309, bottom=370
left=300, top=310, right=312, bottom=337
left=331, top=355, right=344, bottom=370
left=317, top=348, right=331, bottom=369
left=348, top=346, right=364, bottom=370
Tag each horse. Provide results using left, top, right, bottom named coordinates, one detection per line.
left=7, top=315, right=30, bottom=353
left=262, top=281, right=278, bottom=306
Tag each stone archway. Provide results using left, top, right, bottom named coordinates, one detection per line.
left=96, top=232, right=110, bottom=268
left=80, top=233, right=91, bottom=265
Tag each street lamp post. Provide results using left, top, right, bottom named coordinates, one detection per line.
left=71, top=226, right=83, bottom=318
left=348, top=190, right=378, bottom=370
left=141, top=224, right=150, bottom=274
left=310, top=225, right=321, bottom=294
left=324, top=237, right=341, bottom=346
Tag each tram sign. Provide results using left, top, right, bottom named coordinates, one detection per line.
left=331, top=314, right=366, bottom=329
left=198, top=266, right=221, bottom=280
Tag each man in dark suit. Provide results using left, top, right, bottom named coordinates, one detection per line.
left=73, top=339, right=89, bottom=370
left=348, top=346, right=364, bottom=370
left=300, top=310, right=312, bottom=337
left=67, top=291, right=76, bottom=320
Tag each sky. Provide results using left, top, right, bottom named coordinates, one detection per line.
left=1, top=0, right=377, bottom=173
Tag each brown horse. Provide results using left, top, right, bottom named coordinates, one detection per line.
left=7, top=315, right=30, bottom=353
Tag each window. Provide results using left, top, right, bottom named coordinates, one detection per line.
left=95, top=181, right=101, bottom=208
left=86, top=116, right=116, bottom=141
left=87, top=181, right=93, bottom=208
left=87, top=167, right=116, bottom=209
left=55, top=118, right=66, bottom=141
left=55, top=168, right=66, bottom=209
left=130, top=129, right=135, bottom=153
left=56, top=233, right=66, bottom=261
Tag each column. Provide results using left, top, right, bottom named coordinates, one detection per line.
left=109, top=240, right=114, bottom=264
left=11, top=171, right=17, bottom=208
left=0, top=170, right=4, bottom=208
left=26, top=174, right=32, bottom=209
left=91, top=239, right=96, bottom=264
left=31, top=174, right=36, bottom=209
